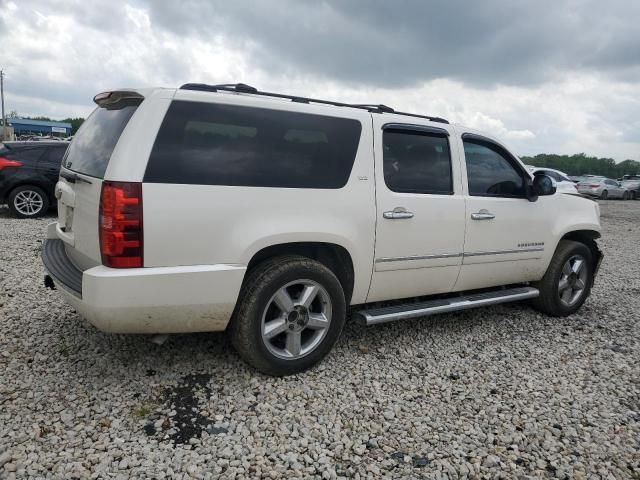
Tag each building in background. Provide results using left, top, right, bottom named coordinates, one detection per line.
left=7, top=118, right=72, bottom=138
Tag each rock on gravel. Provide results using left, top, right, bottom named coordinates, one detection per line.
left=1, top=201, right=639, bottom=479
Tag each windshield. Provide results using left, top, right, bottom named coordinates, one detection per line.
left=62, top=103, right=139, bottom=178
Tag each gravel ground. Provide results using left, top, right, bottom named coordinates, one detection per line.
left=1, top=200, right=639, bottom=479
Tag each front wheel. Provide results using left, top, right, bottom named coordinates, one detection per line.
left=532, top=240, right=593, bottom=317
left=229, top=255, right=346, bottom=376
left=622, top=191, right=629, bottom=200
left=600, top=190, right=608, bottom=200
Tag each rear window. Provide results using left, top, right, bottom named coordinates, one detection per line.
left=144, top=101, right=362, bottom=189
left=62, top=104, right=139, bottom=178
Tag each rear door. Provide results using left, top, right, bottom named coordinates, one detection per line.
left=605, top=179, right=623, bottom=198
left=0, top=145, right=45, bottom=198
left=38, top=145, right=67, bottom=193
left=367, top=117, right=465, bottom=302
left=56, top=98, right=142, bottom=270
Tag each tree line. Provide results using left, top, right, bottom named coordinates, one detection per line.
left=521, top=153, right=640, bottom=178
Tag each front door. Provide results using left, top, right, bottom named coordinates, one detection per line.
left=367, top=117, right=466, bottom=302
left=454, top=132, right=555, bottom=291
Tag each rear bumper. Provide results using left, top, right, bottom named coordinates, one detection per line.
left=577, top=190, right=600, bottom=197
left=41, top=238, right=246, bottom=334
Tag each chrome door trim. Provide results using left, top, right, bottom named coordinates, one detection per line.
left=376, top=252, right=463, bottom=263
left=463, top=247, right=544, bottom=257
left=375, top=247, right=544, bottom=264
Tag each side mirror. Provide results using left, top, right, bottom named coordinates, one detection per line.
left=533, top=173, right=557, bottom=196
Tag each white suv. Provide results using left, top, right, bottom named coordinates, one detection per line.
left=42, top=83, right=603, bottom=376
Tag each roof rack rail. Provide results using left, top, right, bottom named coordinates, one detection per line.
left=179, top=83, right=449, bottom=124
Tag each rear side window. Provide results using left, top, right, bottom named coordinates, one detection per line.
left=144, top=101, right=362, bottom=189
left=463, top=140, right=526, bottom=197
left=383, top=129, right=452, bottom=194
left=63, top=104, right=139, bottom=178
left=5, top=147, right=46, bottom=163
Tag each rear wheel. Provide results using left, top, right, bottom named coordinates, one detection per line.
left=229, top=255, right=346, bottom=376
left=532, top=240, right=593, bottom=317
left=600, top=190, right=608, bottom=200
left=8, top=185, right=49, bottom=218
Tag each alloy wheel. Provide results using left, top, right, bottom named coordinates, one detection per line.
left=558, top=254, right=589, bottom=307
left=261, top=279, right=332, bottom=360
left=14, top=190, right=44, bottom=216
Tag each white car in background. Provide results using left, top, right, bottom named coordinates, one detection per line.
left=526, top=167, right=578, bottom=194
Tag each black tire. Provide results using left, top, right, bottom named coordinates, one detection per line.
left=622, top=191, right=629, bottom=200
left=600, top=190, right=608, bottom=200
left=631, top=191, right=637, bottom=200
left=532, top=240, right=593, bottom=317
left=229, top=255, right=346, bottom=376
left=7, top=185, right=50, bottom=218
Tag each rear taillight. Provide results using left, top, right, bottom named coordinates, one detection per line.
left=589, top=184, right=600, bottom=188
left=0, top=157, right=22, bottom=170
left=99, top=181, right=143, bottom=268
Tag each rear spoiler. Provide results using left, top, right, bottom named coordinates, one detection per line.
left=93, top=91, right=144, bottom=110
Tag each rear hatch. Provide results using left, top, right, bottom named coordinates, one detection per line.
left=55, top=91, right=143, bottom=270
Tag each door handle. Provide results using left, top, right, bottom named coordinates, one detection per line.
left=471, top=210, right=495, bottom=220
left=383, top=208, right=414, bottom=220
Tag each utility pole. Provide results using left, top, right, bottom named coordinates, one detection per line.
left=0, top=69, right=6, bottom=141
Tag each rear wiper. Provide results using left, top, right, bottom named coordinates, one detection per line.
left=60, top=170, right=93, bottom=185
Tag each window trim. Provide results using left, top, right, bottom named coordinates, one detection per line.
left=383, top=122, right=449, bottom=137
left=382, top=125, right=454, bottom=196
left=461, top=132, right=529, bottom=199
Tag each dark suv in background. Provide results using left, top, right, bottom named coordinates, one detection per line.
left=0, top=141, right=68, bottom=218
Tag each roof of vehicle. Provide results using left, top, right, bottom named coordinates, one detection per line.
left=177, top=83, right=451, bottom=124
left=103, top=85, right=521, bottom=162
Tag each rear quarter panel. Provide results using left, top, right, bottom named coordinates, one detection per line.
left=141, top=94, right=376, bottom=305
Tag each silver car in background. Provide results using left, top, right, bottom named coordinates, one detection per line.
left=577, top=177, right=631, bottom=199
left=620, top=174, right=640, bottom=200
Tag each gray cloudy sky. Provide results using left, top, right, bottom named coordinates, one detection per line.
left=1, top=0, right=639, bottom=160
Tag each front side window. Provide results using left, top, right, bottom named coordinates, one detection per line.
left=383, top=129, right=453, bottom=194
left=145, top=101, right=362, bottom=189
left=463, top=140, right=526, bottom=197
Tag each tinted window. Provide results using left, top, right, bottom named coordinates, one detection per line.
left=145, top=101, right=362, bottom=189
left=63, top=104, right=139, bottom=178
left=5, top=147, right=46, bottom=164
left=463, top=140, right=525, bottom=197
left=43, top=146, right=67, bottom=165
left=383, top=129, right=452, bottom=194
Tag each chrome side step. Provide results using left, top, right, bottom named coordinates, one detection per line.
left=355, top=286, right=539, bottom=326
